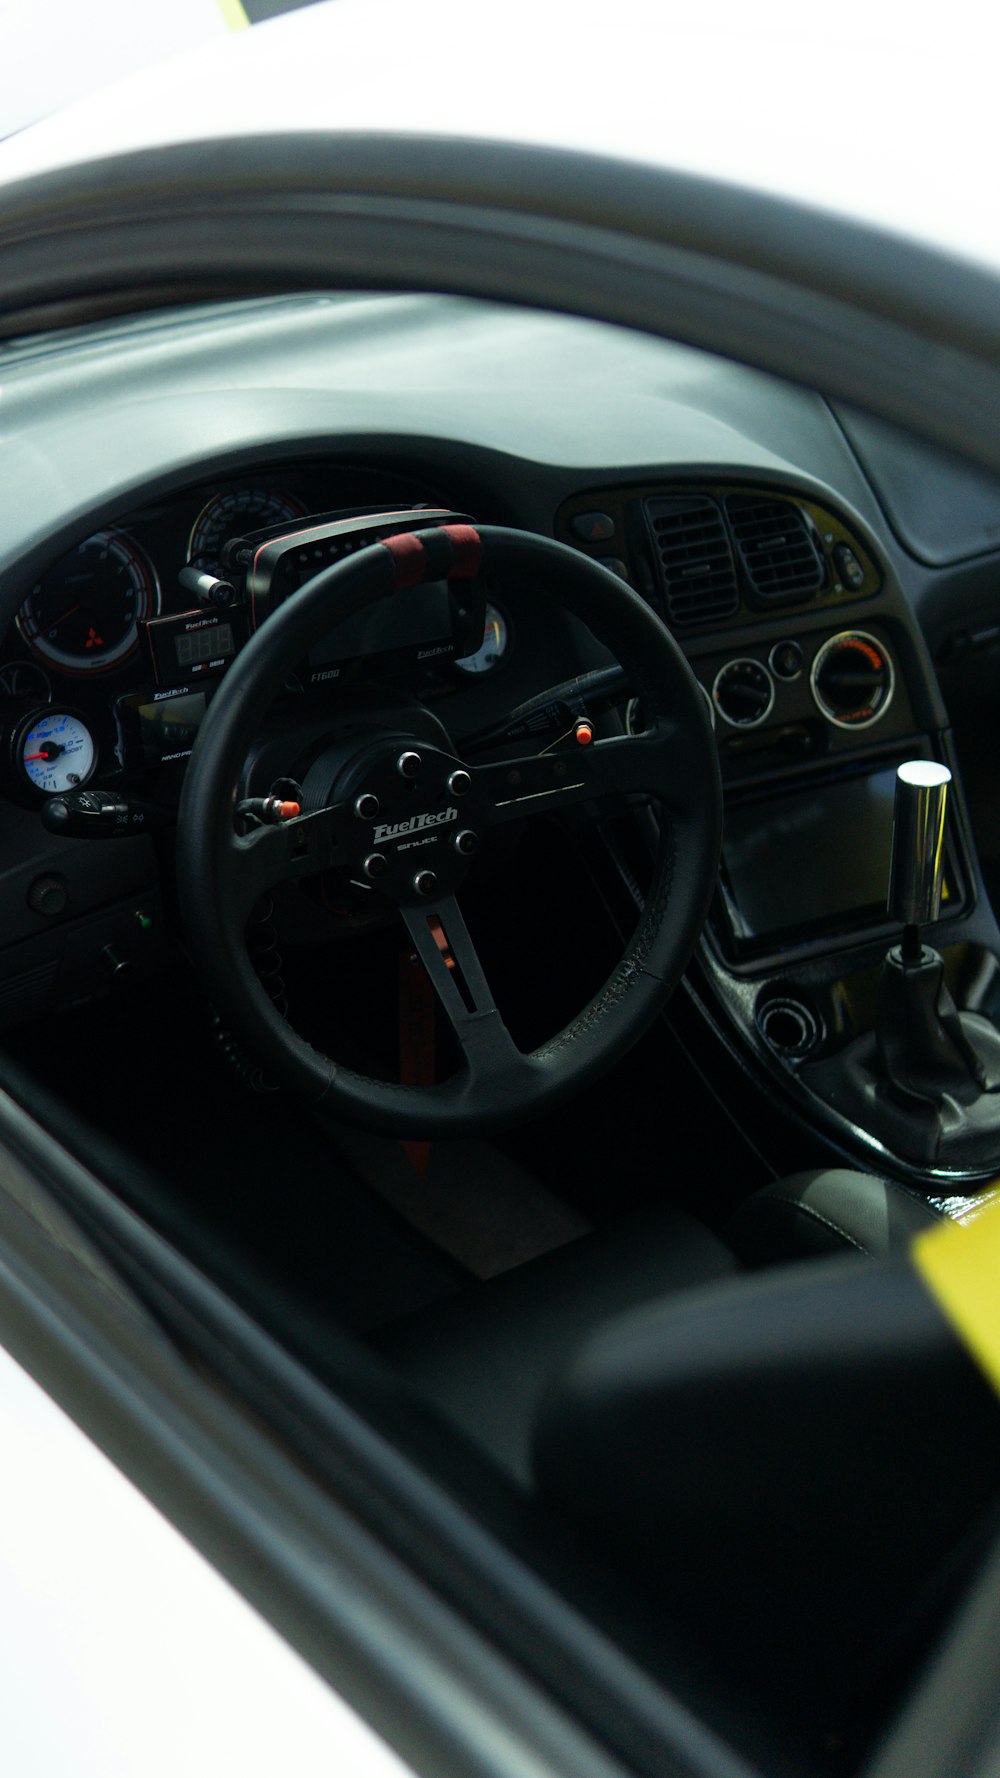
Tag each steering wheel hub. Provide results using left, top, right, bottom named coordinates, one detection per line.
left=318, top=735, right=487, bottom=905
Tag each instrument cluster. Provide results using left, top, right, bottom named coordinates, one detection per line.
left=0, top=461, right=517, bottom=804
left=7, top=466, right=433, bottom=687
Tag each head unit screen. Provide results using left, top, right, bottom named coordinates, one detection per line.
left=721, top=766, right=906, bottom=944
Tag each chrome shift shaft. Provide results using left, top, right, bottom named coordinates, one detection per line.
left=887, top=760, right=951, bottom=959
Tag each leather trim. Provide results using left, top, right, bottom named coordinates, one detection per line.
left=725, top=1168, right=944, bottom=1268
left=760, top=1193, right=870, bottom=1254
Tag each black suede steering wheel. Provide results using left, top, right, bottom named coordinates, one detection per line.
left=177, top=523, right=722, bottom=1135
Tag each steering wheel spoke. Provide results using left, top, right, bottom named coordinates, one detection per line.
left=223, top=804, right=348, bottom=923
left=401, top=894, right=526, bottom=1088
left=476, top=721, right=693, bottom=826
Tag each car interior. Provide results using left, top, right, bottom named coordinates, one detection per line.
left=2, top=290, right=1000, bottom=1777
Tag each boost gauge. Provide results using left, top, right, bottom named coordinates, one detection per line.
left=16, top=711, right=96, bottom=796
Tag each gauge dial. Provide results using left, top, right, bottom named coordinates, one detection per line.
left=454, top=602, right=510, bottom=676
left=811, top=630, right=894, bottom=728
left=712, top=658, right=775, bottom=728
left=18, top=710, right=96, bottom=795
left=18, top=531, right=159, bottom=675
left=0, top=662, right=52, bottom=704
left=188, top=489, right=307, bottom=572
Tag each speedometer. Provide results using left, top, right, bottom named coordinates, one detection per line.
left=188, top=489, right=306, bottom=572
left=18, top=531, right=159, bottom=675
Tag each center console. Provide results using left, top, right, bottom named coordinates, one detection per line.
left=557, top=478, right=1000, bottom=1187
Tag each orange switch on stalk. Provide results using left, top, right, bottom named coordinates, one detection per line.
left=260, top=796, right=301, bottom=821
left=574, top=721, right=594, bottom=746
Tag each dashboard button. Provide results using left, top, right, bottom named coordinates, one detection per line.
left=571, top=511, right=615, bottom=542
left=769, top=640, right=803, bottom=680
left=27, top=873, right=69, bottom=917
left=833, top=543, right=866, bottom=590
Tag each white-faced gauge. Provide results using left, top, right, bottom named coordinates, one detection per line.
left=17, top=710, right=96, bottom=795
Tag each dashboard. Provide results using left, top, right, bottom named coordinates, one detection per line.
left=2, top=291, right=1000, bottom=1176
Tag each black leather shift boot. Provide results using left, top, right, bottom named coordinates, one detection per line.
left=876, top=945, right=992, bottom=1104
left=804, top=946, right=1000, bottom=1170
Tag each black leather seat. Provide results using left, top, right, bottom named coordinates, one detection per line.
left=375, top=1168, right=944, bottom=1482
left=374, top=1200, right=739, bottom=1485
left=532, top=1236, right=1000, bottom=1736
left=374, top=1168, right=999, bottom=1742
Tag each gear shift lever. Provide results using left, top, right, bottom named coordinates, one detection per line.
left=877, top=759, right=988, bottom=1106
left=805, top=758, right=1000, bottom=1168
left=887, top=761, right=951, bottom=963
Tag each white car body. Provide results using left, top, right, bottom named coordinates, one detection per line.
left=0, top=1339, right=411, bottom=1777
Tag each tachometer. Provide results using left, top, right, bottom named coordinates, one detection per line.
left=17, top=710, right=96, bottom=795
left=188, top=489, right=307, bottom=572
left=18, top=531, right=159, bottom=675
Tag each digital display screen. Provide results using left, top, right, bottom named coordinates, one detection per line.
left=721, top=766, right=922, bottom=944
left=146, top=608, right=247, bottom=688
left=308, top=580, right=454, bottom=670
left=174, top=622, right=234, bottom=667
left=136, top=691, right=208, bottom=763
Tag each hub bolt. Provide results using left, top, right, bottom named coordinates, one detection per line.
left=363, top=853, right=388, bottom=880
left=447, top=769, right=472, bottom=796
left=454, top=830, right=478, bottom=856
left=354, top=792, right=380, bottom=819
left=413, top=869, right=438, bottom=897
left=397, top=750, right=422, bottom=779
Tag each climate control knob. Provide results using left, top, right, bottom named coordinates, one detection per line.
left=811, top=630, right=894, bottom=729
left=712, top=658, right=775, bottom=728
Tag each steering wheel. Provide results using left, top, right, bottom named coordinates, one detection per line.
left=177, top=523, right=722, bottom=1135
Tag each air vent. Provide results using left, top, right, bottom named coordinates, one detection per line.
left=726, top=495, right=825, bottom=605
left=644, top=496, right=739, bottom=626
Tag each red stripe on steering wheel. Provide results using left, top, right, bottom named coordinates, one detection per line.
left=440, top=524, right=483, bottom=579
left=380, top=531, right=426, bottom=589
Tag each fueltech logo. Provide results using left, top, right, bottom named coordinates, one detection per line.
left=373, top=807, right=458, bottom=844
